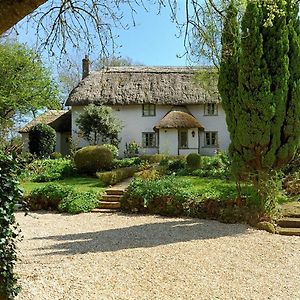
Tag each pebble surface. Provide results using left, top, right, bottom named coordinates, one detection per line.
left=15, top=211, right=300, bottom=300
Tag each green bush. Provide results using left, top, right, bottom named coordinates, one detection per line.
left=97, top=166, right=138, bottom=186
left=58, top=191, right=99, bottom=214
left=191, top=152, right=231, bottom=179
left=113, top=157, right=142, bottom=168
left=26, top=158, right=75, bottom=182
left=74, top=145, right=113, bottom=174
left=186, top=153, right=201, bottom=169
left=124, top=141, right=139, bottom=157
left=102, top=144, right=118, bottom=158
left=140, top=154, right=167, bottom=163
left=0, top=151, right=23, bottom=299
left=28, top=123, right=56, bottom=157
left=167, top=159, right=186, bottom=173
left=50, top=152, right=62, bottom=159
left=122, top=176, right=194, bottom=215
left=25, top=183, right=74, bottom=210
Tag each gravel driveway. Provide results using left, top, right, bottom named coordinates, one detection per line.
left=15, top=212, right=300, bottom=300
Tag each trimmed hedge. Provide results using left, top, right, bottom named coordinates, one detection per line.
left=58, top=191, right=99, bottom=214
left=186, top=153, right=201, bottom=169
left=25, top=183, right=73, bottom=210
left=97, top=166, right=138, bottom=186
left=74, top=145, right=113, bottom=174
left=25, top=183, right=101, bottom=213
left=29, top=123, right=56, bottom=157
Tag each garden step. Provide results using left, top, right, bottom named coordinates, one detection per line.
left=277, top=218, right=300, bottom=228
left=277, top=227, right=300, bottom=236
left=102, top=194, right=123, bottom=202
left=91, top=208, right=119, bottom=213
left=99, top=201, right=121, bottom=209
left=105, top=189, right=125, bottom=196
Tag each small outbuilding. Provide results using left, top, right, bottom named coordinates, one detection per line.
left=19, top=110, right=71, bottom=156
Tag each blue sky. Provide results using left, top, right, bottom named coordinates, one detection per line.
left=15, top=2, right=190, bottom=68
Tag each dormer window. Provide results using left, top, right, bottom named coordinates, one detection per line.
left=204, top=103, right=218, bottom=116
left=142, top=104, right=156, bottom=116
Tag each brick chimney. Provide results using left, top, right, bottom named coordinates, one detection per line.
left=82, top=55, right=90, bottom=79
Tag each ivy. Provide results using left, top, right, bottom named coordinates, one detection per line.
left=0, top=151, right=23, bottom=299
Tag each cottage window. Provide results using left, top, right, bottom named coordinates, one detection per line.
left=142, top=104, right=156, bottom=116
left=204, top=103, right=218, bottom=116
left=205, top=132, right=218, bottom=147
left=142, top=132, right=156, bottom=148
left=179, top=130, right=188, bottom=148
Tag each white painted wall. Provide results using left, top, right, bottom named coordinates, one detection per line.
left=72, top=105, right=172, bottom=156
left=159, top=129, right=178, bottom=155
left=71, top=104, right=230, bottom=157
left=188, top=104, right=230, bottom=156
left=21, top=133, right=29, bottom=152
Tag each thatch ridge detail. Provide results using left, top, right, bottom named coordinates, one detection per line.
left=66, top=66, right=219, bottom=106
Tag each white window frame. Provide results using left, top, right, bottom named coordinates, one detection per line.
left=204, top=103, right=218, bottom=116
left=204, top=131, right=218, bottom=147
left=142, top=132, right=157, bottom=148
left=142, top=104, right=156, bottom=117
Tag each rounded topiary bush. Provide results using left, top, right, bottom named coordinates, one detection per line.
left=29, top=123, right=56, bottom=157
left=186, top=153, right=201, bottom=169
left=74, top=145, right=113, bottom=174
left=102, top=144, right=118, bottom=158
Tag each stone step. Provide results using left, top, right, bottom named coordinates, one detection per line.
left=105, top=189, right=125, bottom=196
left=102, top=194, right=123, bottom=202
left=99, top=201, right=121, bottom=209
left=283, top=213, right=300, bottom=218
left=91, top=208, right=119, bottom=213
left=277, top=218, right=300, bottom=228
left=277, top=227, right=300, bottom=236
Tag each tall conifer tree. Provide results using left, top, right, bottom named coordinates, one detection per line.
left=219, top=0, right=300, bottom=211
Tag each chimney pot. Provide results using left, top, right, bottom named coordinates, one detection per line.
left=82, top=55, right=90, bottom=79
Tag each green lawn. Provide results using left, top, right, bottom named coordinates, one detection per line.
left=21, top=176, right=106, bottom=195
left=173, top=176, right=255, bottom=201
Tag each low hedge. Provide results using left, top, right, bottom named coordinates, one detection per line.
left=25, top=183, right=101, bottom=213
left=25, top=183, right=74, bottom=210
left=58, top=191, right=99, bottom=214
left=96, top=166, right=138, bottom=186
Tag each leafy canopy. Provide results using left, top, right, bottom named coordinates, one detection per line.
left=0, top=41, right=60, bottom=126
left=76, top=104, right=123, bottom=146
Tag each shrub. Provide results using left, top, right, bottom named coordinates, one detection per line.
left=26, top=158, right=75, bottom=182
left=124, top=141, right=139, bottom=157
left=28, top=123, right=56, bottom=157
left=102, top=144, right=118, bottom=158
left=74, top=145, right=113, bottom=174
left=113, top=157, right=142, bottom=168
left=25, top=183, right=74, bottom=210
left=186, top=153, right=201, bottom=169
left=140, top=154, right=167, bottom=163
left=167, top=159, right=186, bottom=173
left=135, top=168, right=161, bottom=181
left=97, top=166, right=138, bottom=186
left=191, top=152, right=231, bottom=179
left=122, top=176, right=194, bottom=215
left=58, top=191, right=99, bottom=214
left=0, top=151, right=23, bottom=299
left=50, top=152, right=62, bottom=159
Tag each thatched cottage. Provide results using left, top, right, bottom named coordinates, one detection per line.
left=66, top=62, right=230, bottom=157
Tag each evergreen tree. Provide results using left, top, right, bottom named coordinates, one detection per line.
left=219, top=0, right=300, bottom=212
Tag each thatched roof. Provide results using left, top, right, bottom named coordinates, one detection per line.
left=19, top=110, right=71, bottom=133
left=66, top=66, right=219, bottom=106
left=154, top=106, right=204, bottom=130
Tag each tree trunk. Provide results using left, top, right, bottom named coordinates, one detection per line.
left=0, top=0, right=47, bottom=35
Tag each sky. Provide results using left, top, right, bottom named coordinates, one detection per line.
left=14, top=2, right=191, bottom=69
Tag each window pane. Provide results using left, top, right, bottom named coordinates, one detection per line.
left=180, top=131, right=188, bottom=148
left=205, top=132, right=210, bottom=146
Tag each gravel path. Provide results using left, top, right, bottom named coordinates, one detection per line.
left=15, top=212, right=300, bottom=300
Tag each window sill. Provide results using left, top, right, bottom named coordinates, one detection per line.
left=203, top=114, right=218, bottom=117
left=202, top=145, right=218, bottom=148
left=142, top=115, right=156, bottom=117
